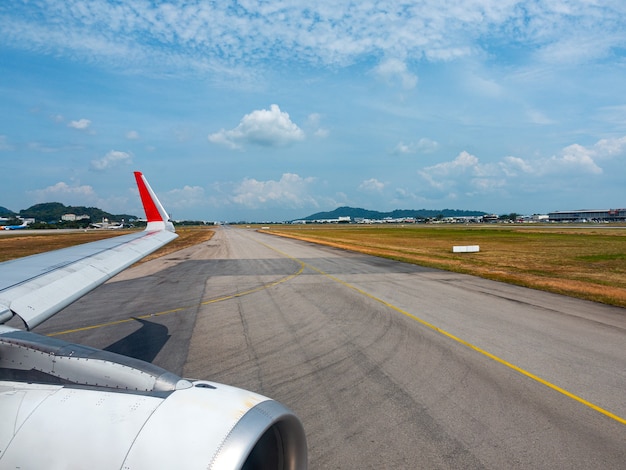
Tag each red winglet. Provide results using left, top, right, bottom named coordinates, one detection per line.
left=134, top=171, right=163, bottom=222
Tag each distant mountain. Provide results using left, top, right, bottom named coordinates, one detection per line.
left=0, top=206, right=16, bottom=217
left=18, top=202, right=137, bottom=223
left=299, top=206, right=487, bottom=221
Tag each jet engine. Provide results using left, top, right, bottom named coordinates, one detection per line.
left=0, top=327, right=307, bottom=469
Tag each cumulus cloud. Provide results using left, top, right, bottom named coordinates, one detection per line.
left=232, top=173, right=317, bottom=208
left=68, top=118, right=91, bottom=130
left=358, top=178, right=385, bottom=193
left=420, top=151, right=508, bottom=195
left=31, top=182, right=97, bottom=203
left=419, top=136, right=626, bottom=198
left=372, top=59, right=418, bottom=90
left=503, top=137, right=626, bottom=177
left=91, top=150, right=132, bottom=170
left=500, top=156, right=534, bottom=176
left=209, top=104, right=305, bottom=149
left=545, top=144, right=603, bottom=175
left=424, top=151, right=479, bottom=176
left=593, top=136, right=626, bottom=158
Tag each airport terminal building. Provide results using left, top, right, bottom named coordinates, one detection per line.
left=548, top=208, right=626, bottom=222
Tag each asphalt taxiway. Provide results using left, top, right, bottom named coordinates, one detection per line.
left=37, top=226, right=626, bottom=468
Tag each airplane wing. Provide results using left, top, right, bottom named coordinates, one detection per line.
left=0, top=172, right=307, bottom=469
left=0, top=172, right=177, bottom=330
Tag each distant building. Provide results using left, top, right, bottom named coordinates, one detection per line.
left=548, top=209, right=626, bottom=222
left=61, top=214, right=90, bottom=221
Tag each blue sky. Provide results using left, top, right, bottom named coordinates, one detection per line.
left=1, top=1, right=625, bottom=222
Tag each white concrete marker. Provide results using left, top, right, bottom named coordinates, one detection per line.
left=453, top=245, right=480, bottom=253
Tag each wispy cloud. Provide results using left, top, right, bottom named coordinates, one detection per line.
left=163, top=185, right=206, bottom=210
left=372, top=59, right=418, bottom=90
left=306, top=113, right=329, bottom=139
left=209, top=105, right=305, bottom=149
left=125, top=130, right=140, bottom=140
left=3, top=1, right=624, bottom=77
left=358, top=178, right=385, bottom=193
left=393, top=138, right=439, bottom=155
left=231, top=173, right=317, bottom=209
left=68, top=118, right=91, bottom=130
left=91, top=150, right=132, bottom=170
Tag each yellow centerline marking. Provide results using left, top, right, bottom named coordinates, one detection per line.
left=49, top=231, right=625, bottom=425
left=262, top=238, right=626, bottom=426
left=47, top=262, right=305, bottom=337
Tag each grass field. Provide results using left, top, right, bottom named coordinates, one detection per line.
left=0, top=226, right=215, bottom=264
left=262, top=224, right=626, bottom=309
left=2, top=224, right=625, bottom=309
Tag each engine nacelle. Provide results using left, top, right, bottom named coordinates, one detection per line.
left=0, top=328, right=307, bottom=469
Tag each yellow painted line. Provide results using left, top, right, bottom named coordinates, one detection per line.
left=46, top=307, right=187, bottom=336
left=48, top=262, right=305, bottom=337
left=262, top=239, right=626, bottom=425
left=199, top=262, right=304, bottom=306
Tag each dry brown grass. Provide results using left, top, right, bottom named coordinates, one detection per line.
left=139, top=226, right=215, bottom=263
left=263, top=224, right=626, bottom=308
left=0, top=227, right=215, bottom=263
left=4, top=224, right=624, bottom=309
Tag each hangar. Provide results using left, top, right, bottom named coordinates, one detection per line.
left=548, top=208, right=626, bottom=222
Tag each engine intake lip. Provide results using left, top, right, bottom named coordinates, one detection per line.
left=211, top=399, right=307, bottom=470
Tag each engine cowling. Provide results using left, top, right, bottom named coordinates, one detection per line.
left=0, top=328, right=307, bottom=469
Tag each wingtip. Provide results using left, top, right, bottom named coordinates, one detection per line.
left=134, top=172, right=175, bottom=232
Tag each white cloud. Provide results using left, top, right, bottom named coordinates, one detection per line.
left=545, top=144, right=603, bottom=175
left=393, top=138, right=439, bottom=155
left=424, top=151, right=479, bottom=176
left=209, top=104, right=305, bottom=149
left=372, top=58, right=418, bottom=90
left=393, top=142, right=413, bottom=155
left=91, top=150, right=132, bottom=170
left=31, top=182, right=97, bottom=203
left=307, top=113, right=329, bottom=139
left=68, top=118, right=91, bottom=130
left=126, top=130, right=140, bottom=140
left=526, top=109, right=556, bottom=125
left=419, top=136, right=626, bottom=198
left=358, top=178, right=385, bottom=193
left=535, top=35, right=616, bottom=65
left=232, top=173, right=317, bottom=208
left=5, top=1, right=623, bottom=77
left=163, top=185, right=206, bottom=209
left=593, top=136, right=626, bottom=158
left=500, top=156, right=534, bottom=176
left=419, top=150, right=513, bottom=196
left=465, top=73, right=504, bottom=98
left=507, top=137, right=626, bottom=177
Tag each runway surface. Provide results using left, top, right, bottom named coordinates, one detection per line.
left=36, top=226, right=626, bottom=468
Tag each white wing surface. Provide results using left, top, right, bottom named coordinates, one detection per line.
left=0, top=172, right=177, bottom=329
left=0, top=171, right=307, bottom=469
